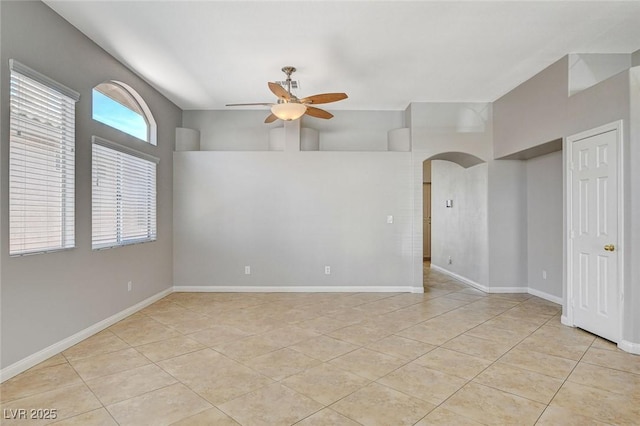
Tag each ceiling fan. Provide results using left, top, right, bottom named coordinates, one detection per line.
left=226, top=66, right=348, bottom=123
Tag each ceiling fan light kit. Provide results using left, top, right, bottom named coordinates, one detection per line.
left=271, top=102, right=307, bottom=121
left=226, top=66, right=348, bottom=123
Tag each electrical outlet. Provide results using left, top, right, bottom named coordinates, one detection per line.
left=127, top=281, right=132, bottom=292
left=245, top=266, right=251, bottom=275
left=448, top=256, right=452, bottom=265
left=542, top=270, right=547, bottom=280
left=324, top=266, right=331, bottom=275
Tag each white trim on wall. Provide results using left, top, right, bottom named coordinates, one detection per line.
left=0, top=288, right=172, bottom=383
left=619, top=340, right=640, bottom=355
left=430, top=264, right=490, bottom=292
left=431, top=264, right=561, bottom=301
left=7, top=277, right=640, bottom=385
left=174, top=285, right=424, bottom=294
left=488, top=286, right=530, bottom=294
left=528, top=287, right=563, bottom=305
left=0, top=284, right=423, bottom=382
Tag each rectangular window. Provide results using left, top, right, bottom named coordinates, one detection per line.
left=92, top=137, right=158, bottom=249
left=9, top=60, right=79, bottom=256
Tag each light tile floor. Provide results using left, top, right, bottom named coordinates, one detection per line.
left=2, top=266, right=639, bottom=425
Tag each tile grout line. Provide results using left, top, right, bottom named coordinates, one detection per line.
left=5, top=267, right=630, bottom=426
left=531, top=336, right=597, bottom=425
left=397, top=294, right=564, bottom=425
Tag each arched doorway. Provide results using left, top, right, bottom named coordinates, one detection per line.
left=417, top=152, right=486, bottom=290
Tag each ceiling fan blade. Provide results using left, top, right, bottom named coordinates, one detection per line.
left=226, top=102, right=273, bottom=106
left=300, top=93, right=348, bottom=105
left=264, top=113, right=279, bottom=123
left=268, top=82, right=291, bottom=101
left=305, top=106, right=333, bottom=119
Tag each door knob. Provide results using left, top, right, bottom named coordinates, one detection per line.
left=604, top=244, right=615, bottom=252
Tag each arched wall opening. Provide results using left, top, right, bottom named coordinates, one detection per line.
left=414, top=151, right=488, bottom=291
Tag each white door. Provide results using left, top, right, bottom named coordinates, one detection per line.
left=569, top=124, right=620, bottom=342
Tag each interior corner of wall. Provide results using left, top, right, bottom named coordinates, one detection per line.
left=404, top=103, right=413, bottom=128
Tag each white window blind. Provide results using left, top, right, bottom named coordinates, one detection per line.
left=92, top=137, right=158, bottom=249
left=9, top=60, right=79, bottom=256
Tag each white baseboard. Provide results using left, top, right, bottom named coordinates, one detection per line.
left=618, top=340, right=640, bottom=355
left=429, top=264, right=488, bottom=293
left=560, top=317, right=639, bottom=355
left=527, top=288, right=563, bottom=305
left=174, top=285, right=423, bottom=293
left=2, top=283, right=422, bottom=383
left=429, top=265, right=528, bottom=294
left=0, top=287, right=172, bottom=383
left=430, top=265, right=565, bottom=301
left=487, top=286, right=529, bottom=293
left=3, top=279, right=637, bottom=383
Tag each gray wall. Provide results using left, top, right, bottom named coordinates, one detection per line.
left=493, top=57, right=568, bottom=158
left=173, top=151, right=415, bottom=290
left=567, top=70, right=630, bottom=136
left=431, top=161, right=488, bottom=287
left=182, top=110, right=272, bottom=151
left=568, top=53, right=631, bottom=96
left=409, top=102, right=492, bottom=288
left=487, top=160, right=528, bottom=289
left=303, top=111, right=404, bottom=151
left=526, top=151, right=563, bottom=300
left=565, top=69, right=634, bottom=343
left=409, top=102, right=492, bottom=161
left=3, top=2, right=639, bottom=370
left=493, top=55, right=639, bottom=347
left=633, top=49, right=640, bottom=67
left=0, top=1, right=181, bottom=368
left=182, top=110, right=404, bottom=151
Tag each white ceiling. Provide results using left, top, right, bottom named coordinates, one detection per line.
left=44, top=1, right=640, bottom=111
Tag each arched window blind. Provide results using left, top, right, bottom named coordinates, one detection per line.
left=9, top=60, right=79, bottom=256
left=92, top=136, right=158, bottom=249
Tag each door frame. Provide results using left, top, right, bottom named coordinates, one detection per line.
left=564, top=120, right=625, bottom=343
left=423, top=182, right=431, bottom=260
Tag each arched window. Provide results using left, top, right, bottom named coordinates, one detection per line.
left=92, top=81, right=157, bottom=145
left=91, top=81, right=158, bottom=250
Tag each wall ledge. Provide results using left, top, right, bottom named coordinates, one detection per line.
left=0, top=287, right=172, bottom=383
